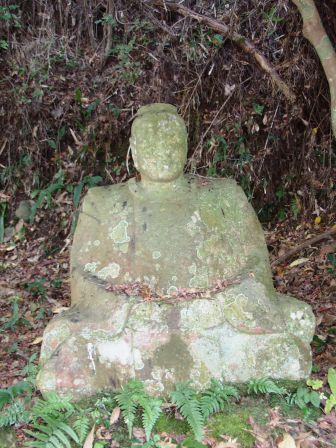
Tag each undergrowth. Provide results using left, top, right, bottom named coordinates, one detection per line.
left=2, top=373, right=334, bottom=447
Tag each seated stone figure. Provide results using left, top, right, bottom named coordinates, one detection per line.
left=37, top=103, right=315, bottom=398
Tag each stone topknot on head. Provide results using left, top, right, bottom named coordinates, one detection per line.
left=134, top=103, right=178, bottom=118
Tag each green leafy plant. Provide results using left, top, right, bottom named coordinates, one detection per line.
left=0, top=400, right=30, bottom=427
left=21, top=354, right=39, bottom=388
left=0, top=380, right=33, bottom=428
left=247, top=378, right=287, bottom=396
left=253, top=103, right=264, bottom=116
left=200, top=379, right=239, bottom=419
left=25, top=278, right=48, bottom=298
left=115, top=379, right=162, bottom=441
left=25, top=393, right=90, bottom=447
left=286, top=385, right=320, bottom=410
left=325, top=368, right=336, bottom=414
left=0, top=298, right=21, bottom=332
left=326, top=253, right=336, bottom=275
left=70, top=175, right=102, bottom=233
left=0, top=201, right=6, bottom=242
left=29, top=170, right=65, bottom=223
left=170, top=382, right=204, bottom=442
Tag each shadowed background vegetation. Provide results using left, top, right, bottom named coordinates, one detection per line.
left=0, top=0, right=335, bottom=235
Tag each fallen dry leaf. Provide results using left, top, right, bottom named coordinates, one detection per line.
left=289, top=258, right=309, bottom=268
left=132, top=427, right=146, bottom=441
left=216, top=436, right=241, bottom=448
left=83, top=425, right=95, bottom=448
left=30, top=336, right=43, bottom=345
left=277, top=433, right=296, bottom=448
left=158, top=439, right=178, bottom=448
left=52, top=306, right=69, bottom=314
left=110, top=406, right=121, bottom=425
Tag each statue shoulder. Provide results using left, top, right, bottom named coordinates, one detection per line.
left=81, top=182, right=130, bottom=214
left=205, top=177, right=248, bottom=202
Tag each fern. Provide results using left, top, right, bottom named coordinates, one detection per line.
left=170, top=382, right=204, bottom=442
left=0, top=400, right=30, bottom=427
left=73, top=414, right=91, bottom=444
left=31, top=393, right=75, bottom=422
left=25, top=415, right=80, bottom=448
left=200, top=379, right=239, bottom=419
left=247, top=378, right=287, bottom=396
left=25, top=392, right=85, bottom=448
left=116, top=379, right=162, bottom=441
left=116, top=379, right=142, bottom=438
left=139, top=396, right=162, bottom=442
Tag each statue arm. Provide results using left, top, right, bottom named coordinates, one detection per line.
left=222, top=180, right=274, bottom=290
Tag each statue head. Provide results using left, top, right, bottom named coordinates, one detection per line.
left=130, top=103, right=188, bottom=182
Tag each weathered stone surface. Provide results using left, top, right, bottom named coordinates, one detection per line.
left=0, top=428, right=16, bottom=448
left=37, top=103, right=315, bottom=398
left=15, top=200, right=34, bottom=222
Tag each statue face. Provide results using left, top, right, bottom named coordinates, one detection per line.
left=130, top=105, right=188, bottom=182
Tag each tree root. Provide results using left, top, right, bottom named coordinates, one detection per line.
left=147, top=0, right=296, bottom=102
left=272, top=226, right=336, bottom=267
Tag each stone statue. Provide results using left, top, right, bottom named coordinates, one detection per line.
left=37, top=104, right=315, bottom=398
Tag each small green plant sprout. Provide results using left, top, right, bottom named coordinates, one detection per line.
left=21, top=353, right=39, bottom=388
left=0, top=201, right=7, bottom=242
left=247, top=378, right=287, bottom=396
left=253, top=103, right=265, bottom=116
left=25, top=277, right=48, bottom=298
left=211, top=33, right=224, bottom=46
left=29, top=170, right=65, bottom=224
left=115, top=379, right=163, bottom=442
left=326, top=253, right=336, bottom=275
left=0, top=298, right=20, bottom=332
left=325, top=368, right=336, bottom=414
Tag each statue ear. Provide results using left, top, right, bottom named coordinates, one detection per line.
left=129, top=137, right=138, bottom=169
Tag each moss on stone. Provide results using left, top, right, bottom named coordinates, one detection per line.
left=153, top=334, right=193, bottom=382
left=208, top=408, right=256, bottom=448
left=154, top=413, right=190, bottom=435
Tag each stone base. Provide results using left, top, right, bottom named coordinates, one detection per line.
left=37, top=279, right=315, bottom=398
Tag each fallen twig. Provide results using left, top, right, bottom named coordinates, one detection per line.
left=147, top=0, right=296, bottom=102
left=272, top=226, right=336, bottom=267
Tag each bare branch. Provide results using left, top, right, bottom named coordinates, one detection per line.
left=148, top=0, right=296, bottom=102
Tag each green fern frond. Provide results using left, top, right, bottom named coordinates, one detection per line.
left=138, top=396, right=162, bottom=442
left=73, top=414, right=91, bottom=444
left=247, top=378, right=287, bottom=396
left=115, top=379, right=144, bottom=438
left=200, top=379, right=239, bottom=418
left=25, top=416, right=80, bottom=448
left=170, top=382, right=204, bottom=442
left=31, top=393, right=75, bottom=422
left=0, top=400, right=30, bottom=427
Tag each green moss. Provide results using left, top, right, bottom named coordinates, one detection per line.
left=208, top=408, right=255, bottom=448
left=154, top=413, right=190, bottom=435
left=153, top=334, right=193, bottom=383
